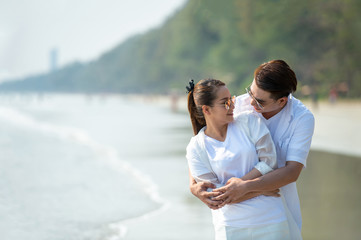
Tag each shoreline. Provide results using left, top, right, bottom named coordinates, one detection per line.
left=168, top=95, right=361, bottom=158
left=2, top=92, right=359, bottom=158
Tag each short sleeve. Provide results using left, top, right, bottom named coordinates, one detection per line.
left=286, top=113, right=315, bottom=167
left=186, top=137, right=218, bottom=183
left=247, top=114, right=278, bottom=174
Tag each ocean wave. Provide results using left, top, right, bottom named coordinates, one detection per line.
left=0, top=105, right=170, bottom=239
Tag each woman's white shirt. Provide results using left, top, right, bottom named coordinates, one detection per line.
left=186, top=112, right=286, bottom=228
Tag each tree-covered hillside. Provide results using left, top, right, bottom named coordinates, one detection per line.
left=1, top=0, right=360, bottom=98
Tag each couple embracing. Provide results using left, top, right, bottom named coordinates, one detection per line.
left=186, top=60, right=314, bottom=239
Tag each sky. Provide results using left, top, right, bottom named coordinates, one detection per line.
left=0, top=0, right=187, bottom=82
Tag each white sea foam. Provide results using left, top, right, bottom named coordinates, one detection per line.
left=107, top=201, right=170, bottom=239
left=0, top=105, right=170, bottom=239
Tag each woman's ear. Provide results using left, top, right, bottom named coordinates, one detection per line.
left=202, top=105, right=210, bottom=115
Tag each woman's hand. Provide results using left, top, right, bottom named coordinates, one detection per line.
left=190, top=181, right=224, bottom=210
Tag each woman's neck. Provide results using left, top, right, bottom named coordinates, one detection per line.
left=204, top=122, right=228, bottom=142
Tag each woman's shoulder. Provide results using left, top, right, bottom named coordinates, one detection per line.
left=234, top=110, right=260, bottom=124
left=186, top=128, right=206, bottom=150
left=234, top=93, right=253, bottom=115
left=233, top=111, right=264, bottom=138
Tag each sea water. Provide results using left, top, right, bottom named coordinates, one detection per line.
left=0, top=93, right=189, bottom=240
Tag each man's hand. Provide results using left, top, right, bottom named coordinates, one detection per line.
left=190, top=181, right=224, bottom=210
left=212, top=178, right=281, bottom=204
left=261, top=189, right=280, bottom=197
left=211, top=177, right=249, bottom=204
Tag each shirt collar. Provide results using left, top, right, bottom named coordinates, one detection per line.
left=271, top=94, right=294, bottom=141
left=283, top=94, right=294, bottom=120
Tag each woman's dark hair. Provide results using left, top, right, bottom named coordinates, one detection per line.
left=254, top=60, right=297, bottom=100
left=187, top=78, right=225, bottom=135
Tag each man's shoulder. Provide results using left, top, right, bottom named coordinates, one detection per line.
left=291, top=97, right=314, bottom=117
left=290, top=96, right=315, bottom=125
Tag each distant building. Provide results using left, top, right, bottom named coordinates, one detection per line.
left=49, top=48, right=58, bottom=72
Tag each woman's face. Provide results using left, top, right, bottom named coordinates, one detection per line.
left=207, top=86, right=235, bottom=124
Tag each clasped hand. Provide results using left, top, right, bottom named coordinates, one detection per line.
left=191, top=178, right=280, bottom=210
left=212, top=177, right=249, bottom=206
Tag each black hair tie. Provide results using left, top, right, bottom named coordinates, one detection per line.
left=186, top=79, right=195, bottom=93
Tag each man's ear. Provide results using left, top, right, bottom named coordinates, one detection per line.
left=278, top=97, right=288, bottom=107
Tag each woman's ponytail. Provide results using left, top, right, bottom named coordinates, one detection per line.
left=187, top=90, right=206, bottom=135
left=186, top=79, right=225, bottom=135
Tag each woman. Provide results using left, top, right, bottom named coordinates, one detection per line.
left=186, top=78, right=291, bottom=239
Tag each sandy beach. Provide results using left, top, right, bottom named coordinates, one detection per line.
left=121, top=95, right=361, bottom=240
left=304, top=99, right=361, bottom=157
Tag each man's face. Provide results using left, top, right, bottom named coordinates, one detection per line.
left=248, top=81, right=286, bottom=116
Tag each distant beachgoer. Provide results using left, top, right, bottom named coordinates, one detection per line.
left=190, top=60, right=314, bottom=238
left=186, top=78, right=292, bottom=239
left=329, top=87, right=338, bottom=104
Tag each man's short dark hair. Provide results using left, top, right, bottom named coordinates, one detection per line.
left=254, top=60, right=297, bottom=100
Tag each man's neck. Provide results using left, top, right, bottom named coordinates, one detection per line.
left=262, top=102, right=287, bottom=120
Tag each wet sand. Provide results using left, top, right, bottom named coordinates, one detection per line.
left=298, top=150, right=361, bottom=240
left=305, top=99, right=361, bottom=157
left=299, top=99, right=361, bottom=239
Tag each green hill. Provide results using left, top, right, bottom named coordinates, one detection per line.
left=1, top=0, right=360, bottom=98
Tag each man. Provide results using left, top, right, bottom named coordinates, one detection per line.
left=190, top=59, right=315, bottom=233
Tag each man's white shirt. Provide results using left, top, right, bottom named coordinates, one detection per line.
left=234, top=93, right=315, bottom=230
